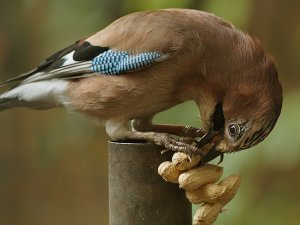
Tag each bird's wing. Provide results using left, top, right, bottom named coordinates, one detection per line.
left=0, top=10, right=187, bottom=86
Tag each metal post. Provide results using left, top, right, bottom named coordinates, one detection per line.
left=108, top=142, right=192, bottom=225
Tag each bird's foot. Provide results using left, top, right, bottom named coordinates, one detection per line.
left=153, top=133, right=203, bottom=157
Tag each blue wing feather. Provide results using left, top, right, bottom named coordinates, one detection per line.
left=91, top=50, right=162, bottom=75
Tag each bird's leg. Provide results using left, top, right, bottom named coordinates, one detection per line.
left=131, top=118, right=205, bottom=138
left=151, top=124, right=205, bottom=138
left=106, top=119, right=202, bottom=156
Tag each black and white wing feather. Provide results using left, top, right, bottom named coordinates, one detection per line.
left=0, top=41, right=109, bottom=86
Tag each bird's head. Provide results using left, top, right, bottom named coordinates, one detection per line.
left=198, top=39, right=283, bottom=161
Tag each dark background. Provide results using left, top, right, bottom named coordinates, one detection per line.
left=0, top=0, right=299, bottom=224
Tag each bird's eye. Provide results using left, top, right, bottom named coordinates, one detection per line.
left=228, top=123, right=240, bottom=137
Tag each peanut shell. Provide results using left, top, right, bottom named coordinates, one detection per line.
left=193, top=202, right=223, bottom=225
left=172, top=152, right=201, bottom=171
left=158, top=161, right=181, bottom=183
left=185, top=183, right=226, bottom=204
left=217, top=174, right=241, bottom=205
left=178, top=164, right=223, bottom=191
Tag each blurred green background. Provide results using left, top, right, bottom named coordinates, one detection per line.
left=0, top=0, right=299, bottom=225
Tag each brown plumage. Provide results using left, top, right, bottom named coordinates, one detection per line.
left=0, top=9, right=282, bottom=159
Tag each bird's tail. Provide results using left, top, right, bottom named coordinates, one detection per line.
left=0, top=87, right=33, bottom=111
left=0, top=96, right=19, bottom=111
left=0, top=80, right=69, bottom=112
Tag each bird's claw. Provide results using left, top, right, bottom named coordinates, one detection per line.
left=217, top=153, right=224, bottom=165
left=160, top=149, right=170, bottom=155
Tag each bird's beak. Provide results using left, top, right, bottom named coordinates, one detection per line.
left=197, top=129, right=223, bottom=163
left=197, top=128, right=217, bottom=148
left=203, top=145, right=223, bottom=164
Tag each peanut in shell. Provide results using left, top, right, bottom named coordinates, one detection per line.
left=172, top=152, right=201, bottom=171
left=158, top=161, right=182, bottom=183
left=185, top=183, right=226, bottom=204
left=193, top=202, right=223, bottom=225
left=178, top=164, right=223, bottom=191
left=217, top=174, right=241, bottom=205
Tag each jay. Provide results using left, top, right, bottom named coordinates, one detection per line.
left=0, top=9, right=282, bottom=160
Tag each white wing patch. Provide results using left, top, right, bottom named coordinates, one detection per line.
left=61, top=51, right=76, bottom=66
